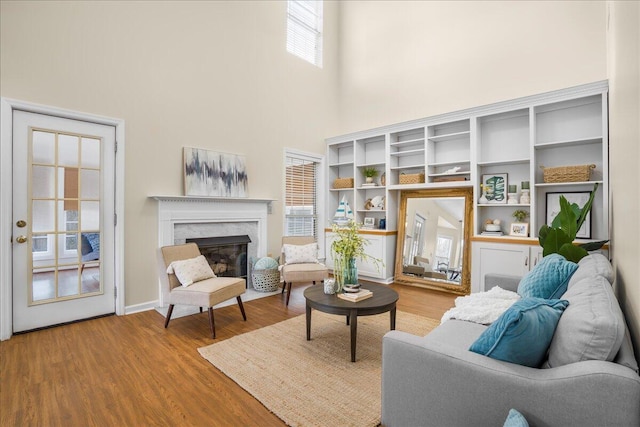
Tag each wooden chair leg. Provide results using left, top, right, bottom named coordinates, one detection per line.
left=285, top=282, right=293, bottom=306
left=236, top=296, right=247, bottom=320
left=281, top=282, right=286, bottom=294
left=199, top=307, right=203, bottom=313
left=164, top=304, right=175, bottom=328
left=208, top=307, right=216, bottom=339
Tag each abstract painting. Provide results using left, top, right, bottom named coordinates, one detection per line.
left=183, top=147, right=248, bottom=197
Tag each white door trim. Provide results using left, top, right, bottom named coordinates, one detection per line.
left=0, top=98, right=125, bottom=340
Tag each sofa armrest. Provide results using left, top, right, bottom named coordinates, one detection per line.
left=382, top=329, right=640, bottom=427
left=485, top=273, right=521, bottom=292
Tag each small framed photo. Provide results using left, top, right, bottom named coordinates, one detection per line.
left=546, top=191, right=591, bottom=239
left=481, top=173, right=508, bottom=204
left=363, top=217, right=375, bottom=228
left=509, top=222, right=529, bottom=237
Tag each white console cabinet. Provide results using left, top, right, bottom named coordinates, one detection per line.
left=325, top=231, right=396, bottom=284
left=472, top=241, right=543, bottom=293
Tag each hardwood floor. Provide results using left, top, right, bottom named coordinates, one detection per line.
left=0, top=282, right=456, bottom=426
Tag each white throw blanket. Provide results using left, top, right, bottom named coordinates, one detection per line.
left=441, top=286, right=520, bottom=325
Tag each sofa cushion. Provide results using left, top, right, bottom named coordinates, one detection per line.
left=546, top=275, right=625, bottom=368
left=567, top=253, right=613, bottom=289
left=518, top=254, right=578, bottom=299
left=469, top=297, right=569, bottom=368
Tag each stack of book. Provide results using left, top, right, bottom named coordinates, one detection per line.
left=361, top=183, right=377, bottom=187
left=480, top=231, right=504, bottom=236
left=337, top=289, right=373, bottom=302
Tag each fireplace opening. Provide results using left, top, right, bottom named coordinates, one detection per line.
left=186, top=235, right=251, bottom=286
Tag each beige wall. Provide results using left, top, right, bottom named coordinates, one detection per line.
left=337, top=1, right=607, bottom=133
left=607, top=1, right=640, bottom=355
left=0, top=1, right=340, bottom=306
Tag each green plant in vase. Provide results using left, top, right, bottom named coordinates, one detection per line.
left=363, top=167, right=379, bottom=184
left=538, top=183, right=608, bottom=263
left=512, top=209, right=529, bottom=223
left=330, top=220, right=381, bottom=292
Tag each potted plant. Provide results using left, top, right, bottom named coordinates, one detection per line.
left=512, top=209, right=529, bottom=223
left=363, top=167, right=379, bottom=184
left=538, top=183, right=608, bottom=262
left=330, top=220, right=381, bottom=291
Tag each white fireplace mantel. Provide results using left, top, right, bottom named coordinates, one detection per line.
left=151, top=195, right=276, bottom=257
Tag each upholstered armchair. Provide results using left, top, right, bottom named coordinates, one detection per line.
left=280, top=236, right=328, bottom=306
left=80, top=232, right=100, bottom=274
left=159, top=243, right=247, bottom=338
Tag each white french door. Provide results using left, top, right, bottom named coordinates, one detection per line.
left=12, top=111, right=116, bottom=332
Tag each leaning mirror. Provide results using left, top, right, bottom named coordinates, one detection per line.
left=394, top=187, right=473, bottom=295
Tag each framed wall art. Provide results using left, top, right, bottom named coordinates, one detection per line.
left=363, top=217, right=375, bottom=228
left=481, top=173, right=507, bottom=204
left=546, top=191, right=591, bottom=239
left=183, top=147, right=248, bottom=197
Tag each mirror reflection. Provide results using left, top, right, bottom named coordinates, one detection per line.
left=395, top=188, right=472, bottom=295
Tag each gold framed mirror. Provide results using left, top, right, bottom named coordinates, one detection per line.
left=394, top=187, right=473, bottom=295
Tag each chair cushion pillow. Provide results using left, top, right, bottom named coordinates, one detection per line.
left=167, top=255, right=216, bottom=287
left=517, top=253, right=578, bottom=299
left=469, top=297, right=569, bottom=368
left=546, top=275, right=625, bottom=368
left=283, top=243, right=318, bottom=264
left=254, top=256, right=279, bottom=270
left=84, top=233, right=100, bottom=253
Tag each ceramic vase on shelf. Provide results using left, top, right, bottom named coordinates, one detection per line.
left=507, top=193, right=518, bottom=204
left=520, top=189, right=530, bottom=205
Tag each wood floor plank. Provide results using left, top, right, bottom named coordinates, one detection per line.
left=0, top=282, right=455, bottom=426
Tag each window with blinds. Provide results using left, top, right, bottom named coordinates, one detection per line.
left=285, top=155, right=318, bottom=237
left=286, top=0, right=323, bottom=67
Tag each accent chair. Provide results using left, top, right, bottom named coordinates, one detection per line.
left=280, top=236, right=328, bottom=306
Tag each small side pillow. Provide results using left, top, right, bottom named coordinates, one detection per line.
left=283, top=243, right=318, bottom=264
left=469, top=297, right=569, bottom=368
left=518, top=253, right=578, bottom=299
left=503, top=409, right=529, bottom=427
left=167, top=255, right=216, bottom=287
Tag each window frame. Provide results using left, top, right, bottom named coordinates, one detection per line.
left=286, top=0, right=323, bottom=67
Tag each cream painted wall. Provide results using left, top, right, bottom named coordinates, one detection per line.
left=0, top=1, right=340, bottom=307
left=607, top=1, right=640, bottom=356
left=337, top=1, right=607, bottom=133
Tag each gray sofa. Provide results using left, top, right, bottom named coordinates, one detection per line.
left=382, top=254, right=640, bottom=427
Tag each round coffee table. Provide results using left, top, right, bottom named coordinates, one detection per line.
left=304, top=283, right=399, bottom=362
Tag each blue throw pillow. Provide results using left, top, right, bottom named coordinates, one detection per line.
left=469, top=297, right=569, bottom=368
left=503, top=409, right=529, bottom=427
left=518, top=253, right=578, bottom=299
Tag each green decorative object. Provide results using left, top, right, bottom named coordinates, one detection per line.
left=512, top=210, right=529, bottom=223
left=538, top=183, right=607, bottom=263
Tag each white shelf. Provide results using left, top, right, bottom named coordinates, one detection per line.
left=534, top=180, right=603, bottom=187
left=356, top=162, right=385, bottom=167
left=429, top=160, right=471, bottom=167
left=477, top=203, right=530, bottom=207
left=477, top=158, right=530, bottom=166
left=390, top=137, right=424, bottom=146
left=390, top=164, right=424, bottom=170
left=428, top=130, right=471, bottom=142
left=428, top=171, right=471, bottom=177
left=357, top=186, right=385, bottom=190
left=329, top=188, right=354, bottom=192
left=389, top=149, right=425, bottom=157
left=534, top=136, right=602, bottom=149
left=328, top=161, right=354, bottom=167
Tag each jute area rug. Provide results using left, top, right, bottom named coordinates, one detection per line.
left=198, top=310, right=439, bottom=427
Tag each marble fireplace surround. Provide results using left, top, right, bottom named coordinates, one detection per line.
left=153, top=196, right=275, bottom=306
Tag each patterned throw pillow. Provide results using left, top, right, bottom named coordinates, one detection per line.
left=167, top=255, right=216, bottom=287
left=283, top=243, right=318, bottom=264
left=517, top=254, right=578, bottom=299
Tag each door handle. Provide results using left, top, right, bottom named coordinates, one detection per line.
left=16, top=220, right=27, bottom=228
left=16, top=235, right=27, bottom=244
left=524, top=256, right=528, bottom=267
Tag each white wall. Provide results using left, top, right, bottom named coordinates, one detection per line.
left=337, top=1, right=607, bottom=133
left=607, top=0, right=640, bottom=355
left=0, top=1, right=340, bottom=306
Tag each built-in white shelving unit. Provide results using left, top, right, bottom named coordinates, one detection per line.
left=326, top=81, right=609, bottom=286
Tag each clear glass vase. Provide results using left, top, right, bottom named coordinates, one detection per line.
left=335, top=256, right=358, bottom=292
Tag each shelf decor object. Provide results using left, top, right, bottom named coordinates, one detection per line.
left=399, top=172, right=425, bottom=185
left=333, top=177, right=354, bottom=189
left=541, top=164, right=596, bottom=183
left=509, top=222, right=529, bottom=237
left=481, top=174, right=507, bottom=204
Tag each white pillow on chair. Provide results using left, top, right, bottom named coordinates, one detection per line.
left=283, top=243, right=318, bottom=264
left=167, top=255, right=216, bottom=286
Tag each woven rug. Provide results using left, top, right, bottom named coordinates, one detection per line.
left=198, top=310, right=439, bottom=427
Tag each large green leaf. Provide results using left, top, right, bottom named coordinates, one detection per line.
left=576, top=183, right=599, bottom=232
left=542, top=228, right=573, bottom=257
left=558, top=196, right=578, bottom=240
left=558, top=244, right=589, bottom=263
left=578, top=240, right=609, bottom=251
left=538, top=224, right=550, bottom=247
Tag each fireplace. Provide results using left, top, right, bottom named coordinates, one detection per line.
left=187, top=235, right=251, bottom=283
